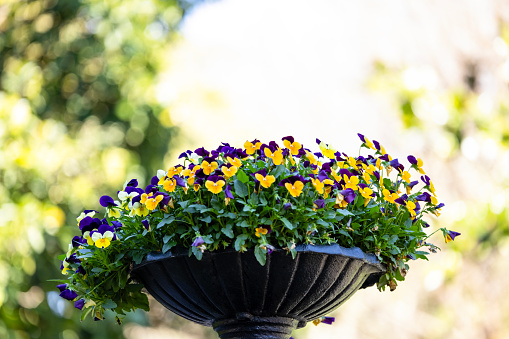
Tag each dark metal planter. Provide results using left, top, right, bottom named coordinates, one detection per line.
left=131, top=244, right=385, bottom=339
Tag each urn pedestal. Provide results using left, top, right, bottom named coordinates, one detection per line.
left=131, top=244, right=385, bottom=339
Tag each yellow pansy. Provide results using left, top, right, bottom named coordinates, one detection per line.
left=205, top=180, right=225, bottom=194
left=285, top=181, right=304, bottom=197
left=202, top=160, right=218, bottom=175
left=255, top=227, right=268, bottom=237
left=283, top=139, right=302, bottom=155
left=319, top=142, right=336, bottom=159
left=382, top=189, right=399, bottom=204
left=244, top=140, right=262, bottom=155
left=227, top=156, right=243, bottom=168
left=343, top=174, right=359, bottom=191
left=163, top=178, right=177, bottom=192
left=255, top=173, right=276, bottom=188
left=401, top=170, right=411, bottom=183
left=264, top=148, right=284, bottom=165
left=221, top=165, right=238, bottom=178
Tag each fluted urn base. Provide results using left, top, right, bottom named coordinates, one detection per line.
left=213, top=316, right=298, bottom=339
left=132, top=244, right=385, bottom=339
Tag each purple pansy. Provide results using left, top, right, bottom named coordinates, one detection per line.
left=142, top=220, right=150, bottom=231
left=59, top=288, right=78, bottom=301
left=99, top=195, right=116, bottom=208
left=339, top=188, right=356, bottom=204
left=191, top=236, right=205, bottom=247
left=225, top=184, right=234, bottom=199
left=314, top=199, right=325, bottom=209
left=74, top=299, right=85, bottom=310
left=195, top=147, right=210, bottom=157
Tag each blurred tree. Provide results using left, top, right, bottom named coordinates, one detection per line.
left=369, top=22, right=509, bottom=253
left=0, top=0, right=209, bottom=338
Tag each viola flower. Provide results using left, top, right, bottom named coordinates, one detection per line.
left=244, top=139, right=262, bottom=155
left=142, top=220, right=150, bottom=231
left=400, top=170, right=411, bottom=183
left=194, top=147, right=210, bottom=157
left=202, top=159, right=219, bottom=175
left=305, top=150, right=318, bottom=165
left=130, top=201, right=149, bottom=217
left=406, top=200, right=417, bottom=218
left=75, top=299, right=86, bottom=310
left=221, top=164, right=238, bottom=178
left=406, top=180, right=419, bottom=195
left=347, top=156, right=358, bottom=168
left=334, top=188, right=356, bottom=208
left=182, top=165, right=201, bottom=185
left=59, top=288, right=78, bottom=301
left=285, top=180, right=304, bottom=197
left=310, top=177, right=325, bottom=194
left=383, top=189, right=399, bottom=204
left=408, top=155, right=425, bottom=174
left=282, top=136, right=302, bottom=155
left=343, top=174, right=359, bottom=191
left=91, top=224, right=115, bottom=248
left=255, top=173, right=276, bottom=188
left=373, top=139, right=387, bottom=155
left=313, top=316, right=335, bottom=326
left=359, top=186, right=374, bottom=206
left=227, top=156, right=243, bottom=168
left=255, top=226, right=271, bottom=237
left=445, top=230, right=461, bottom=243
left=167, top=165, right=183, bottom=178
left=264, top=147, right=284, bottom=165
left=313, top=199, right=325, bottom=209
left=141, top=193, right=164, bottom=211
left=205, top=175, right=226, bottom=194
left=162, top=177, right=177, bottom=192
left=317, top=140, right=336, bottom=159
left=357, top=133, right=375, bottom=150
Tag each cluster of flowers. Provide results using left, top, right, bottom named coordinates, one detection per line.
left=57, top=134, right=460, bottom=321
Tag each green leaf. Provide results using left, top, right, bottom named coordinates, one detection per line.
left=57, top=254, right=66, bottom=261
left=221, top=225, right=234, bottom=238
left=91, top=267, right=104, bottom=273
left=132, top=252, right=145, bottom=265
left=316, top=219, right=331, bottom=227
left=210, top=197, right=223, bottom=211
left=162, top=242, right=175, bottom=253
left=404, top=218, right=412, bottom=228
left=259, top=193, right=268, bottom=206
left=336, top=209, right=354, bottom=216
left=157, top=216, right=175, bottom=229
left=272, top=164, right=286, bottom=178
left=199, top=215, right=212, bottom=223
left=191, top=246, right=203, bottom=260
left=236, top=170, right=250, bottom=183
left=234, top=179, right=249, bottom=198
left=236, top=220, right=250, bottom=228
left=234, top=234, right=249, bottom=251
left=243, top=205, right=254, bottom=212
left=163, top=235, right=172, bottom=243
left=280, top=217, right=295, bottom=230
left=103, top=299, right=117, bottom=309
left=248, top=193, right=259, bottom=205
left=254, top=245, right=267, bottom=266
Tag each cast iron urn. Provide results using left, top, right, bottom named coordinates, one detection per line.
left=131, top=244, right=385, bottom=339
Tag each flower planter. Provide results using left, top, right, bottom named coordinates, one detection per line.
left=131, top=244, right=385, bottom=339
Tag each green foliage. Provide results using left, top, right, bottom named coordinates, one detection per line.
left=59, top=136, right=456, bottom=320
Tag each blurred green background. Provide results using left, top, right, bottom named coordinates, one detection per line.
left=1, top=0, right=509, bottom=338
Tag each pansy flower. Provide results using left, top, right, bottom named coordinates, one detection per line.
left=221, top=164, right=238, bottom=178
left=408, top=155, right=425, bottom=174
left=358, top=184, right=374, bottom=206
left=282, top=136, right=302, bottom=155
left=244, top=139, right=262, bottom=155
left=202, top=158, right=219, bottom=175
left=182, top=165, right=201, bottom=185
left=444, top=230, right=460, bottom=243
left=205, top=175, right=225, bottom=194
left=383, top=189, right=399, bottom=204
left=255, top=225, right=271, bottom=237
left=227, top=156, right=243, bottom=168
left=129, top=201, right=149, bottom=217
left=91, top=224, right=115, bottom=249
left=342, top=174, right=359, bottom=191
left=334, top=188, right=356, bottom=208
left=263, top=146, right=284, bottom=165
left=255, top=172, right=276, bottom=189
left=357, top=133, right=375, bottom=150
left=317, top=139, right=336, bottom=159
left=140, top=192, right=164, bottom=211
